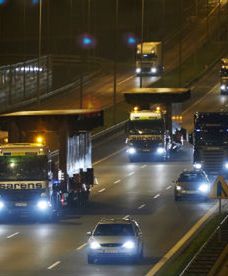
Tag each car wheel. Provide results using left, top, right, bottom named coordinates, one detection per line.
left=87, top=255, right=94, bottom=264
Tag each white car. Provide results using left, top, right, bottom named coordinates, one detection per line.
left=87, top=218, right=144, bottom=264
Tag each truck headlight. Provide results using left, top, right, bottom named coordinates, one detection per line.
left=89, top=241, right=101, bottom=250
left=193, top=163, right=202, bottom=169
left=176, top=185, right=182, bottom=191
left=0, top=201, right=4, bottom=209
left=221, top=84, right=226, bottom=90
left=136, top=68, right=141, bottom=74
left=122, top=240, right=135, bottom=249
left=224, top=162, right=228, bottom=169
left=157, top=147, right=165, bottom=154
left=151, top=67, right=157, bottom=73
left=198, top=184, right=209, bottom=193
left=128, top=147, right=136, bottom=154
left=37, top=200, right=51, bottom=210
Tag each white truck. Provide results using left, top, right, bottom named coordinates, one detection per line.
left=136, top=41, right=162, bottom=76
left=0, top=143, right=60, bottom=220
left=125, top=108, right=171, bottom=162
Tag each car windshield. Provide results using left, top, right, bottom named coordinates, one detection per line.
left=128, top=120, right=164, bottom=135
left=94, top=223, right=135, bottom=236
left=178, top=172, right=206, bottom=182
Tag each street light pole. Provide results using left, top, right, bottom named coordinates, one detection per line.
left=139, top=0, right=144, bottom=88
left=37, top=0, right=42, bottom=104
left=113, top=0, right=118, bottom=124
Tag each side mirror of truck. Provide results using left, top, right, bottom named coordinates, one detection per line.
left=86, top=231, right=92, bottom=236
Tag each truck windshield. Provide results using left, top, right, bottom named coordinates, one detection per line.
left=136, top=54, right=157, bottom=61
left=0, top=155, right=48, bottom=181
left=220, top=67, right=228, bottom=77
left=128, top=120, right=164, bottom=135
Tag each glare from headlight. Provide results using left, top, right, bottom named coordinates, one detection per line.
left=0, top=201, right=4, bottom=209
left=157, top=147, right=165, bottom=154
left=221, top=84, right=226, bottom=90
left=37, top=200, right=51, bottom=210
left=151, top=67, right=157, bottom=73
left=136, top=68, right=141, bottom=74
left=128, top=147, right=136, bottom=154
left=89, top=241, right=101, bottom=250
left=224, top=162, right=228, bottom=169
left=198, top=184, right=209, bottom=193
left=122, top=240, right=135, bottom=249
left=193, top=163, right=202, bottom=169
left=176, top=185, right=182, bottom=191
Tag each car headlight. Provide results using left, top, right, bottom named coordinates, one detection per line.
left=193, top=163, right=202, bottom=169
left=136, top=68, right=141, bottom=74
left=221, top=84, right=226, bottom=90
left=198, top=184, right=209, bottom=193
left=151, top=67, right=157, bottom=73
left=0, top=201, right=4, bottom=209
left=128, top=147, right=136, bottom=154
left=157, top=147, right=165, bottom=154
left=176, top=185, right=182, bottom=191
left=37, top=200, right=51, bottom=210
left=224, top=162, right=228, bottom=169
left=89, top=241, right=101, bottom=250
left=122, top=240, right=135, bottom=249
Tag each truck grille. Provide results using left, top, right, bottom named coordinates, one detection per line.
left=200, top=149, right=225, bottom=174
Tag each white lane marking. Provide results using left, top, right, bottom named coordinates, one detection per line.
left=122, top=215, right=129, bottom=220
left=140, top=165, right=147, bottom=168
left=166, top=185, right=172, bottom=190
left=47, top=261, right=61, bottom=270
left=146, top=203, right=218, bottom=276
left=153, top=194, right=160, bottom=199
left=7, top=232, right=19, bottom=239
left=118, top=75, right=134, bottom=85
left=93, top=148, right=125, bottom=166
left=98, top=188, right=106, bottom=193
left=114, top=179, right=121, bottom=184
left=76, top=243, right=87, bottom=251
left=128, top=172, right=135, bottom=176
left=138, top=204, right=146, bottom=209
left=183, top=85, right=217, bottom=115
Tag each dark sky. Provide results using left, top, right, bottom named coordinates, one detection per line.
left=0, top=0, right=196, bottom=62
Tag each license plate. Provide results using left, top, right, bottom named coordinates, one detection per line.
left=15, top=202, right=27, bottom=207
left=104, top=249, right=118, bottom=254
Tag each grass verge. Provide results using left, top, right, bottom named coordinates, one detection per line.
left=156, top=212, right=227, bottom=276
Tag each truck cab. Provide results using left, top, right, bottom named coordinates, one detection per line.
left=125, top=108, right=171, bottom=162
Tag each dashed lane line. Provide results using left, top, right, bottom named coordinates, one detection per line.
left=122, top=215, right=129, bottom=220
left=140, top=165, right=147, bottom=168
left=47, top=261, right=61, bottom=270
left=128, top=172, right=135, bottom=176
left=114, top=179, right=121, bottom=184
left=138, top=204, right=146, bottom=209
left=166, top=185, right=172, bottom=190
left=98, top=188, right=106, bottom=193
left=153, top=194, right=160, bottom=199
left=76, top=243, right=87, bottom=251
left=7, top=232, right=20, bottom=239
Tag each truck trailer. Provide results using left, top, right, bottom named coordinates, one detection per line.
left=193, top=112, right=228, bottom=176
left=0, top=109, right=103, bottom=220
left=136, top=41, right=162, bottom=76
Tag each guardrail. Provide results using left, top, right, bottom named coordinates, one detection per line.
left=180, top=214, right=228, bottom=275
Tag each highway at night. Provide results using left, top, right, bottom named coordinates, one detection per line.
left=0, top=62, right=227, bottom=275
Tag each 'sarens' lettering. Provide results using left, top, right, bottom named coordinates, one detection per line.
left=0, top=183, right=44, bottom=189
